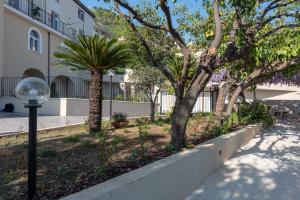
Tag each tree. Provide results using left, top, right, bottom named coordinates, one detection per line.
left=100, top=0, right=300, bottom=150
left=54, top=35, right=131, bottom=132
left=213, top=27, right=300, bottom=118
left=129, top=66, right=166, bottom=122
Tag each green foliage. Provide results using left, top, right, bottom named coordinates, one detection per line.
left=239, top=103, right=274, bottom=126
left=211, top=125, right=230, bottom=137
left=39, top=148, right=57, bottom=158
left=136, top=117, right=149, bottom=126
left=63, top=135, right=80, bottom=143
left=112, top=112, right=128, bottom=123
left=54, top=35, right=132, bottom=72
left=227, top=112, right=239, bottom=128
left=57, top=164, right=76, bottom=176
left=2, top=170, right=16, bottom=184
left=98, top=128, right=116, bottom=174
left=164, top=143, right=177, bottom=153
left=138, top=126, right=149, bottom=157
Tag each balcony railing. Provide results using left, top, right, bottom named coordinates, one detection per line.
left=4, top=0, right=79, bottom=40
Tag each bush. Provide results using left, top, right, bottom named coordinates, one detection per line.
left=211, top=125, right=229, bottom=136
left=227, top=112, right=239, bottom=128
left=112, top=112, right=127, bottom=123
left=239, top=103, right=274, bottom=126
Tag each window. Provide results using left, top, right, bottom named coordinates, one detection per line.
left=78, top=9, right=85, bottom=21
left=28, top=28, right=42, bottom=53
left=51, top=11, right=60, bottom=31
left=8, top=0, right=19, bottom=9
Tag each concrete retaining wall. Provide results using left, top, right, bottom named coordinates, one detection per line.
left=61, top=124, right=262, bottom=200
left=0, top=97, right=159, bottom=117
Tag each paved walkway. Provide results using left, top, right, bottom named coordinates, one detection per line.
left=0, top=112, right=88, bottom=136
left=186, top=121, right=300, bottom=200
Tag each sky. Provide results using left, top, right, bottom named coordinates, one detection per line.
left=81, top=0, right=204, bottom=13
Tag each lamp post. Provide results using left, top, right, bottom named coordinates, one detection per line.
left=235, top=96, right=243, bottom=123
left=15, top=77, right=50, bottom=200
left=107, top=70, right=115, bottom=121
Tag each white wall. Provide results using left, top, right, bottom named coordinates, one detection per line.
left=0, top=98, right=159, bottom=117
left=62, top=124, right=262, bottom=200
left=0, top=0, right=4, bottom=77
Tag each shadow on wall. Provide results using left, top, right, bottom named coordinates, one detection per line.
left=186, top=121, right=300, bottom=200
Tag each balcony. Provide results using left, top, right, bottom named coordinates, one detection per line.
left=4, top=0, right=79, bottom=40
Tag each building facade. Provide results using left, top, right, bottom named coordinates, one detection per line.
left=0, top=0, right=129, bottom=99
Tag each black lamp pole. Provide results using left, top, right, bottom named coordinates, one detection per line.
left=110, top=75, right=113, bottom=121
left=25, top=99, right=41, bottom=200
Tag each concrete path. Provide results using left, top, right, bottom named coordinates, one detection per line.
left=0, top=112, right=88, bottom=136
left=186, top=121, right=300, bottom=200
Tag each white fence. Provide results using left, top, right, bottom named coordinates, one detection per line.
left=159, top=91, right=214, bottom=113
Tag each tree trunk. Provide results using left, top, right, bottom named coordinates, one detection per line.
left=89, top=70, right=103, bottom=133
left=226, top=86, right=243, bottom=116
left=149, top=100, right=155, bottom=123
left=171, top=98, right=191, bottom=150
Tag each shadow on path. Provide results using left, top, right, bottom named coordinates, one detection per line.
left=186, top=121, right=300, bottom=200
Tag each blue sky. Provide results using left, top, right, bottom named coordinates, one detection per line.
left=81, top=0, right=204, bottom=13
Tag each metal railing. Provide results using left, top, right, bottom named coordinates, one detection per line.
left=0, top=76, right=149, bottom=102
left=4, top=0, right=78, bottom=40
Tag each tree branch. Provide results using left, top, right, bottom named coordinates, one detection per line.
left=114, top=4, right=177, bottom=87
left=112, top=0, right=166, bottom=31
left=208, top=0, right=223, bottom=55
left=257, top=24, right=300, bottom=40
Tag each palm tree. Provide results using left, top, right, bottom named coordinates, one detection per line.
left=54, top=34, right=131, bottom=132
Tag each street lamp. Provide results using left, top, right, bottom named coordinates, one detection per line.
left=15, top=77, right=50, bottom=200
left=107, top=70, right=115, bottom=121
left=235, top=96, right=243, bottom=122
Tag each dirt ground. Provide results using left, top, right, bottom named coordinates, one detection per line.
left=0, top=116, right=215, bottom=200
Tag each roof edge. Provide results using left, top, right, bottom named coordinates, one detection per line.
left=72, top=0, right=96, bottom=19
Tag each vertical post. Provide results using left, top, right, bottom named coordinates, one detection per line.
left=110, top=75, right=113, bottom=121
left=47, top=32, right=50, bottom=86
left=26, top=99, right=39, bottom=200
left=160, top=91, right=163, bottom=115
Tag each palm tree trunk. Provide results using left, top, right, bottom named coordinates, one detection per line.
left=89, top=70, right=103, bottom=133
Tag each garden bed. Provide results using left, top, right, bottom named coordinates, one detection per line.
left=0, top=114, right=242, bottom=200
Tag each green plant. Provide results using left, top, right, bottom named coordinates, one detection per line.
left=136, top=117, right=149, bottom=126
left=163, top=127, right=171, bottom=133
left=138, top=126, right=149, bottom=157
left=112, top=112, right=128, bottom=123
left=123, top=128, right=130, bottom=133
left=114, top=95, right=124, bottom=101
left=39, top=148, right=57, bottom=158
left=239, top=103, right=274, bottom=126
left=227, top=112, right=239, bottom=128
left=54, top=34, right=131, bottom=133
left=57, top=164, right=76, bottom=176
left=211, top=125, right=229, bottom=136
left=164, top=143, right=176, bottom=152
left=125, top=149, right=140, bottom=162
left=63, top=135, right=80, bottom=143
left=2, top=170, right=16, bottom=184
left=98, top=128, right=116, bottom=174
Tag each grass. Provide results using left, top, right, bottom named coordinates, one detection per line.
left=0, top=115, right=218, bottom=200
left=63, top=135, right=81, bottom=143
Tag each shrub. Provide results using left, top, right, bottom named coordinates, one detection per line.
left=211, top=125, right=229, bottom=136
left=239, top=103, right=274, bottom=126
left=112, top=112, right=128, bottom=123
left=227, top=112, right=239, bottom=128
left=63, top=135, right=80, bottom=143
